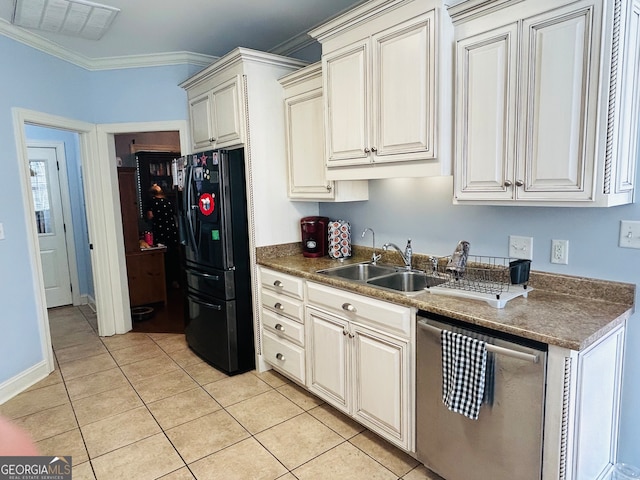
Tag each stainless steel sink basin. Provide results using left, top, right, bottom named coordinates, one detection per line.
left=366, top=271, right=447, bottom=292
left=317, top=263, right=398, bottom=281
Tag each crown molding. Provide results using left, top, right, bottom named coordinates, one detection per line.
left=0, top=18, right=216, bottom=71
left=269, top=30, right=316, bottom=57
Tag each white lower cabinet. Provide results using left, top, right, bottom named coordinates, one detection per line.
left=258, top=268, right=306, bottom=384
left=305, top=282, right=414, bottom=451
left=543, top=323, right=626, bottom=479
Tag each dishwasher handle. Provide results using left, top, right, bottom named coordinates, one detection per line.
left=418, top=319, right=539, bottom=364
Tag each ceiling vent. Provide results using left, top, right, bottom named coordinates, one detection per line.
left=11, top=0, right=120, bottom=40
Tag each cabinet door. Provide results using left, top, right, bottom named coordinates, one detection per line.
left=352, top=324, right=410, bottom=450
left=372, top=11, right=436, bottom=162
left=306, top=306, right=350, bottom=413
left=285, top=87, right=334, bottom=199
left=454, top=23, right=518, bottom=201
left=517, top=1, right=600, bottom=201
left=189, top=91, right=216, bottom=151
left=323, top=40, right=370, bottom=166
left=211, top=75, right=245, bottom=149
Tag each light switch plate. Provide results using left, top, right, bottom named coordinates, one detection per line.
left=0, top=223, right=4, bottom=240
left=509, top=235, right=533, bottom=260
left=619, top=220, right=640, bottom=249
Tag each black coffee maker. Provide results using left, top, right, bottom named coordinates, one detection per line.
left=300, top=216, right=329, bottom=258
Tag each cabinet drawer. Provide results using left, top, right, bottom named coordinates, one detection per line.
left=260, top=268, right=304, bottom=300
left=307, top=282, right=411, bottom=338
left=262, top=308, right=305, bottom=347
left=261, top=289, right=304, bottom=322
left=262, top=330, right=305, bottom=384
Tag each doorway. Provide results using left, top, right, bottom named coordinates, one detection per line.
left=114, top=132, right=185, bottom=333
left=14, top=109, right=189, bottom=380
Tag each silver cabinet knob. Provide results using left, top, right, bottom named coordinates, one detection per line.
left=504, top=180, right=513, bottom=187
left=371, top=146, right=377, bottom=152
left=342, top=303, right=356, bottom=313
left=209, top=137, right=217, bottom=142
left=273, top=280, right=283, bottom=287
left=343, top=329, right=348, bottom=336
left=364, top=147, right=371, bottom=153
left=349, top=333, right=354, bottom=338
left=276, top=353, right=285, bottom=361
left=515, top=179, right=524, bottom=187
left=275, top=323, right=285, bottom=332
left=274, top=302, right=285, bottom=311
left=326, top=184, right=332, bottom=191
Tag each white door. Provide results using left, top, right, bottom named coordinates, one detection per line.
left=29, top=146, right=73, bottom=308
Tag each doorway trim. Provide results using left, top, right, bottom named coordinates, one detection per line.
left=27, top=140, right=81, bottom=307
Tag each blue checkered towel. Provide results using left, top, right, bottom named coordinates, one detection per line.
left=441, top=330, right=487, bottom=420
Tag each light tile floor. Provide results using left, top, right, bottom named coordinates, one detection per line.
left=0, top=305, right=445, bottom=480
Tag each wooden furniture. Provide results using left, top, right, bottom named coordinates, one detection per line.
left=117, top=167, right=140, bottom=254
left=309, top=0, right=446, bottom=180
left=117, top=167, right=168, bottom=307
left=449, top=0, right=640, bottom=206
left=125, top=248, right=167, bottom=307
left=279, top=63, right=369, bottom=202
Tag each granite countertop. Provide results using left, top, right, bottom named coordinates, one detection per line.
left=257, top=244, right=635, bottom=351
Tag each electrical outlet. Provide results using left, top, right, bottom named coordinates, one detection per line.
left=509, top=235, right=533, bottom=260
left=0, top=223, right=4, bottom=240
left=619, top=220, right=640, bottom=249
left=551, top=239, right=569, bottom=264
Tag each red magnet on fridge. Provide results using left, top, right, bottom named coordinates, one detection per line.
left=199, top=193, right=215, bottom=215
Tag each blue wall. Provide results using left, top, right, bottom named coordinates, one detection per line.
left=0, top=35, right=193, bottom=382
left=320, top=176, right=640, bottom=463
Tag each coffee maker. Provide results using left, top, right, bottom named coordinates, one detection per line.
left=300, top=216, right=329, bottom=258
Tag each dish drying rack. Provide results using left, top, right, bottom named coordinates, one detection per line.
left=427, top=255, right=532, bottom=308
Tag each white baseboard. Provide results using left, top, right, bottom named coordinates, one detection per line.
left=86, top=294, right=96, bottom=313
left=0, top=360, right=51, bottom=405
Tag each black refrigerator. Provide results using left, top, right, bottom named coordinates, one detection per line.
left=175, top=148, right=254, bottom=375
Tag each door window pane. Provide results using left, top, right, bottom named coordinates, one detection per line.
left=30, top=160, right=52, bottom=234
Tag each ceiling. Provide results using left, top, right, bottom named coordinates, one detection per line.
left=0, top=0, right=365, bottom=62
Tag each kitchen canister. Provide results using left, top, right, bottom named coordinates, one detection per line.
left=328, top=219, right=351, bottom=259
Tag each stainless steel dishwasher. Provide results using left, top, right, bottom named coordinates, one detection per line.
left=416, top=313, right=547, bottom=480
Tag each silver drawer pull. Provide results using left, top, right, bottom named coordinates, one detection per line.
left=276, top=353, right=285, bottom=361
left=273, top=280, right=283, bottom=287
left=274, top=302, right=285, bottom=311
left=342, top=303, right=356, bottom=313
left=275, top=323, right=285, bottom=332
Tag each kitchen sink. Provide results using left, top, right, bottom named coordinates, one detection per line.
left=366, top=271, right=447, bottom=293
left=317, top=262, right=398, bottom=281
left=317, top=262, right=446, bottom=295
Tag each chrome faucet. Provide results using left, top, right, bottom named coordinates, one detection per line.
left=361, top=227, right=381, bottom=264
left=382, top=239, right=413, bottom=270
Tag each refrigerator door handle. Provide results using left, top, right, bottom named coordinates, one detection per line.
left=185, top=163, right=198, bottom=254
left=191, top=271, right=220, bottom=281
left=188, top=294, right=223, bottom=311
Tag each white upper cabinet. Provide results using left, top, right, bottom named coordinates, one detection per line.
left=310, top=0, right=448, bottom=180
left=450, top=0, right=640, bottom=206
left=279, top=63, right=369, bottom=202
left=185, top=72, right=246, bottom=152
